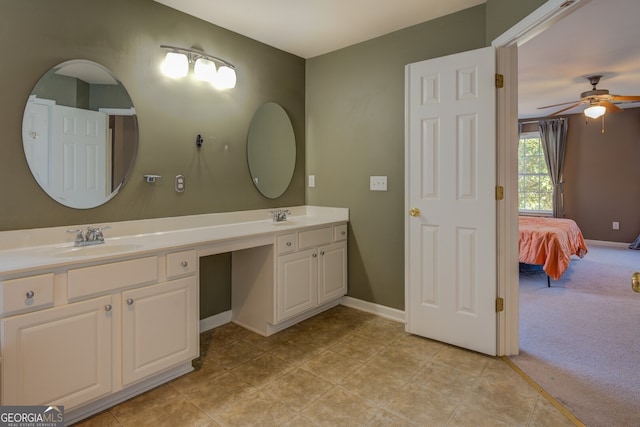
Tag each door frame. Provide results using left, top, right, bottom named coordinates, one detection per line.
left=493, top=0, right=591, bottom=355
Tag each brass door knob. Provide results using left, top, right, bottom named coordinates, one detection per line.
left=409, top=208, right=420, bottom=217
left=632, top=272, right=640, bottom=293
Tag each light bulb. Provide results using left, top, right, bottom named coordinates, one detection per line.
left=212, top=65, right=236, bottom=89
left=584, top=105, right=606, bottom=119
left=194, top=58, right=216, bottom=82
left=160, top=52, right=188, bottom=78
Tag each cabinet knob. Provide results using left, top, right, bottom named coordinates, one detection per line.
left=105, top=304, right=112, bottom=312
left=341, top=231, right=346, bottom=235
left=286, top=241, right=292, bottom=247
left=181, top=261, right=188, bottom=267
left=127, top=298, right=134, bottom=305
left=25, top=290, right=35, bottom=299
left=320, top=251, right=325, bottom=256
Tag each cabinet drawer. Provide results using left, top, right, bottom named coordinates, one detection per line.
left=298, top=227, right=332, bottom=250
left=334, top=224, right=347, bottom=242
left=277, top=233, right=297, bottom=255
left=68, top=256, right=158, bottom=300
left=166, top=250, right=197, bottom=279
left=0, top=273, right=54, bottom=316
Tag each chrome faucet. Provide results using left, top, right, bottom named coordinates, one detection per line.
left=67, top=225, right=111, bottom=247
left=270, top=209, right=291, bottom=223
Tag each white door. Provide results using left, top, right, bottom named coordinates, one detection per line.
left=405, top=46, right=497, bottom=355
left=50, top=104, right=108, bottom=208
left=22, top=99, right=51, bottom=188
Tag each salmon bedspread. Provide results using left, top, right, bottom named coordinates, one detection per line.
left=519, top=216, right=588, bottom=280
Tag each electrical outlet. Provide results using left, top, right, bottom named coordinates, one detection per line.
left=175, top=175, right=185, bottom=192
left=612, top=221, right=620, bottom=230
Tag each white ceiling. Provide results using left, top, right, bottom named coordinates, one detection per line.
left=154, top=0, right=640, bottom=119
left=153, top=0, right=485, bottom=58
left=518, top=0, right=640, bottom=118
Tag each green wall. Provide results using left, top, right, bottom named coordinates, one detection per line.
left=306, top=1, right=547, bottom=310
left=485, top=0, right=548, bottom=44
left=1, top=0, right=548, bottom=316
left=0, top=0, right=306, bottom=231
left=0, top=0, right=305, bottom=318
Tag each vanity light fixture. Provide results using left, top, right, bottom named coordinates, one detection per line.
left=160, top=45, right=236, bottom=89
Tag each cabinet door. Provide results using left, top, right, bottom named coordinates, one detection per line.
left=1, top=295, right=113, bottom=408
left=318, top=242, right=348, bottom=304
left=122, top=276, right=198, bottom=385
left=276, top=249, right=317, bottom=322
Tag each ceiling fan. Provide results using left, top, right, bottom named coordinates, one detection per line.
left=538, top=75, right=640, bottom=118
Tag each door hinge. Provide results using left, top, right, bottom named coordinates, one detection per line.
left=496, top=297, right=504, bottom=312
left=495, top=73, right=504, bottom=88
left=495, top=185, right=504, bottom=200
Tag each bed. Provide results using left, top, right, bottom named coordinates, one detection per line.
left=519, top=216, right=588, bottom=285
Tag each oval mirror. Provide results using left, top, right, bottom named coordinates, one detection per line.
left=247, top=102, right=296, bottom=199
left=22, top=59, right=138, bottom=209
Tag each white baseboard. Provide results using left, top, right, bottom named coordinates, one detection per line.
left=585, top=239, right=630, bottom=248
left=199, top=310, right=232, bottom=333
left=199, top=299, right=405, bottom=334
left=340, top=296, right=405, bottom=323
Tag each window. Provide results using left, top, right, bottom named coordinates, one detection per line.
left=518, top=132, right=552, bottom=213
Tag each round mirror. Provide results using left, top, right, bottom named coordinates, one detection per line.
left=22, top=59, right=138, bottom=209
left=247, top=102, right=296, bottom=199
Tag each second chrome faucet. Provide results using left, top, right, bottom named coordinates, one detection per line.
left=67, top=225, right=111, bottom=247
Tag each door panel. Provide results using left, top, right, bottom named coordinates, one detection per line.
left=51, top=105, right=107, bottom=208
left=405, top=46, right=496, bottom=355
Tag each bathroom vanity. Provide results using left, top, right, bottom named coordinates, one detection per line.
left=0, top=205, right=348, bottom=423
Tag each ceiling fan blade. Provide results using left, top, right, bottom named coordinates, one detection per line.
left=610, top=95, right=640, bottom=102
left=547, top=102, right=583, bottom=116
left=538, top=100, right=582, bottom=109
left=600, top=100, right=622, bottom=113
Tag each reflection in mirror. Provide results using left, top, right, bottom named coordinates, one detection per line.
left=22, top=59, right=138, bottom=209
left=247, top=102, right=296, bottom=199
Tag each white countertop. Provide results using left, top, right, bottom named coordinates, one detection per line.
left=0, top=206, right=348, bottom=277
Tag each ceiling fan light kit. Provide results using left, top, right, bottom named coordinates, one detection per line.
left=584, top=105, right=606, bottom=119
left=538, top=75, right=640, bottom=120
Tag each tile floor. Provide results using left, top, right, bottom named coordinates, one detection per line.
left=74, top=306, right=576, bottom=426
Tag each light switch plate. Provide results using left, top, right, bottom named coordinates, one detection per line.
left=308, top=175, right=315, bottom=188
left=370, top=176, right=387, bottom=191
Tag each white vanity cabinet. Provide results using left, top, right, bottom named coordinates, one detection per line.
left=121, top=276, right=198, bottom=385
left=276, top=224, right=348, bottom=322
left=275, top=242, right=347, bottom=321
left=276, top=248, right=318, bottom=322
left=0, top=206, right=349, bottom=424
left=1, top=294, right=114, bottom=408
left=0, top=250, right=198, bottom=412
left=317, top=241, right=348, bottom=304
left=233, top=223, right=348, bottom=335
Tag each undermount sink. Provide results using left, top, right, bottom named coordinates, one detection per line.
left=35, top=243, right=143, bottom=258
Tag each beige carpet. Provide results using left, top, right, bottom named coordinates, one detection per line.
left=511, top=243, right=640, bottom=426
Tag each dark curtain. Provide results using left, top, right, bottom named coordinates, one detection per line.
left=539, top=118, right=568, bottom=218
